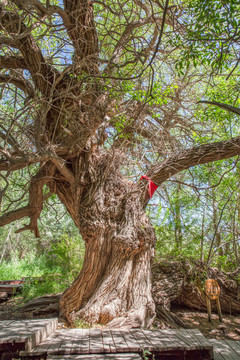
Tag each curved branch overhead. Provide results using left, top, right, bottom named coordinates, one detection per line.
left=148, top=136, right=240, bottom=187
left=198, top=100, right=240, bottom=116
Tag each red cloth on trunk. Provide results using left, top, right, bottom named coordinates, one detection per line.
left=140, top=175, right=158, bottom=198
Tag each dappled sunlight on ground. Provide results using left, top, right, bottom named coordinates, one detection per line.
left=172, top=306, right=240, bottom=341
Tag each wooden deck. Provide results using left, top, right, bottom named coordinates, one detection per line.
left=209, top=339, right=240, bottom=360
left=47, top=355, right=143, bottom=359
left=0, top=318, right=58, bottom=352
left=19, top=327, right=214, bottom=359
left=0, top=319, right=240, bottom=359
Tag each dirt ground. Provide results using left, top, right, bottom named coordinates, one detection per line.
left=172, top=305, right=240, bottom=341
left=0, top=297, right=240, bottom=341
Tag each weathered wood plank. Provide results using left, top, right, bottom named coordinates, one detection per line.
left=70, top=329, right=84, bottom=355
left=26, top=318, right=58, bottom=351
left=89, top=329, right=104, bottom=354
left=186, top=329, right=214, bottom=357
left=45, top=334, right=64, bottom=356
left=110, top=330, right=129, bottom=352
left=120, top=330, right=141, bottom=352
left=180, top=329, right=212, bottom=350
left=129, top=329, right=155, bottom=352
left=157, top=329, right=193, bottom=351
left=0, top=318, right=57, bottom=351
left=47, top=354, right=142, bottom=360
left=225, top=340, right=240, bottom=357
left=171, top=329, right=198, bottom=349
left=102, top=330, right=116, bottom=353
left=56, top=328, right=78, bottom=355
left=209, top=339, right=238, bottom=360
left=23, top=331, right=60, bottom=357
left=140, top=329, right=172, bottom=352
left=151, top=329, right=185, bottom=351
left=78, top=329, right=90, bottom=354
left=16, top=325, right=216, bottom=358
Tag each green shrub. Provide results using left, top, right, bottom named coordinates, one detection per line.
left=0, top=233, right=85, bottom=301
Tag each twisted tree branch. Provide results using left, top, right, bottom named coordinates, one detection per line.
left=148, top=136, right=240, bottom=186
left=0, top=55, right=27, bottom=69
left=0, top=6, right=58, bottom=94
left=0, top=74, right=34, bottom=96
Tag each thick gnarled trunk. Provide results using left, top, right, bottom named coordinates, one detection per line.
left=60, top=242, right=155, bottom=328
left=58, top=151, right=156, bottom=328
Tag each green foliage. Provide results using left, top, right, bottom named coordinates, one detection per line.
left=49, top=233, right=85, bottom=278
left=0, top=253, right=58, bottom=280
left=174, top=0, right=240, bottom=75
left=21, top=273, right=70, bottom=300
left=0, top=233, right=85, bottom=301
left=73, top=319, right=92, bottom=329
left=142, top=348, right=155, bottom=360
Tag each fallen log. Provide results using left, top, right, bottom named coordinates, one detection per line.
left=151, top=260, right=240, bottom=324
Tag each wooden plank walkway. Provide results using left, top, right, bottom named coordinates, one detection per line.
left=0, top=318, right=58, bottom=352
left=20, top=328, right=214, bottom=358
left=47, top=355, right=142, bottom=360
left=1, top=319, right=240, bottom=359
left=209, top=339, right=240, bottom=360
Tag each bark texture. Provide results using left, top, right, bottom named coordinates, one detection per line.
left=58, top=151, right=156, bottom=328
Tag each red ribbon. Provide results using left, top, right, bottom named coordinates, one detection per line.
left=140, top=175, right=158, bottom=198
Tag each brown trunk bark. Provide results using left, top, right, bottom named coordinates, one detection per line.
left=60, top=223, right=156, bottom=328
left=57, top=151, right=156, bottom=328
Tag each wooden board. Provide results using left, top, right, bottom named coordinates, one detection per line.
left=140, top=329, right=167, bottom=352
left=20, top=327, right=214, bottom=358
left=0, top=318, right=57, bottom=352
left=89, top=329, right=104, bottom=354
left=47, top=354, right=142, bottom=360
left=120, top=330, right=141, bottom=352
left=70, top=329, right=84, bottom=355
left=101, top=330, right=116, bottom=353
left=110, top=330, right=129, bottom=353
left=52, top=328, right=78, bottom=355
left=148, top=329, right=187, bottom=351
left=0, top=318, right=57, bottom=357
left=129, top=329, right=155, bottom=352
left=209, top=339, right=239, bottom=360
left=0, top=284, right=23, bottom=294
left=225, top=340, right=240, bottom=357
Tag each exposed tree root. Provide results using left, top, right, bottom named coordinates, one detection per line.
left=20, top=294, right=60, bottom=315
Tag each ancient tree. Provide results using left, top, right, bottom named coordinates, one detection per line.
left=0, top=0, right=240, bottom=327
